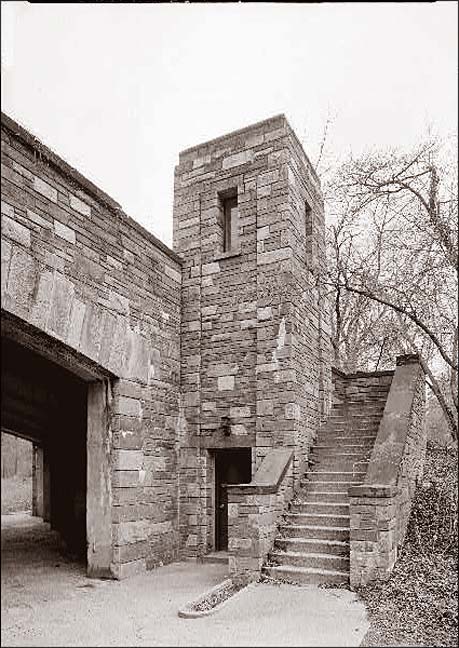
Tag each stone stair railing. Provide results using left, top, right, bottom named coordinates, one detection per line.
left=226, top=448, right=294, bottom=585
left=260, top=367, right=392, bottom=585
left=348, top=353, right=426, bottom=588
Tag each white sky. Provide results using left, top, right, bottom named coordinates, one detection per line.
left=1, top=1, right=457, bottom=247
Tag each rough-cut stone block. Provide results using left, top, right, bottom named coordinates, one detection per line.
left=165, top=265, right=182, bottom=283
left=67, top=298, right=86, bottom=349
left=1, top=200, right=14, bottom=217
left=48, top=272, right=74, bottom=339
left=222, top=150, right=254, bottom=169
left=33, top=176, right=57, bottom=202
left=30, top=269, right=54, bottom=329
left=79, top=303, right=103, bottom=360
left=123, top=329, right=150, bottom=383
left=285, top=402, right=300, bottom=420
left=202, top=262, right=220, bottom=275
left=256, top=225, right=270, bottom=241
left=2, top=214, right=31, bottom=247
left=258, top=248, right=291, bottom=265
left=69, top=193, right=91, bottom=216
left=1, top=238, right=12, bottom=298
left=218, top=375, right=234, bottom=391
left=117, top=396, right=142, bottom=418
left=54, top=219, right=76, bottom=244
left=113, top=450, right=144, bottom=471
left=112, top=471, right=141, bottom=488
left=5, top=247, right=36, bottom=314
left=112, top=559, right=146, bottom=579
left=27, top=208, right=52, bottom=229
left=256, top=185, right=272, bottom=198
left=257, top=307, right=272, bottom=321
left=257, top=400, right=273, bottom=416
left=230, top=406, right=251, bottom=418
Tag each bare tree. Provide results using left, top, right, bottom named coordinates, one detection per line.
left=324, top=134, right=458, bottom=440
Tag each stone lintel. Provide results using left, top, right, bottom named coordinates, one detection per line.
left=198, top=434, right=256, bottom=449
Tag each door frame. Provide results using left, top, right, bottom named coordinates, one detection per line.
left=214, top=448, right=252, bottom=551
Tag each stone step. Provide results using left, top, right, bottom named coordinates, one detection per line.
left=309, top=459, right=369, bottom=471
left=317, top=435, right=376, bottom=445
left=300, top=480, right=359, bottom=493
left=262, top=564, right=349, bottom=585
left=279, top=524, right=350, bottom=541
left=326, top=416, right=383, bottom=423
left=298, top=491, right=351, bottom=503
left=310, top=452, right=369, bottom=459
left=311, top=448, right=369, bottom=456
left=284, top=512, right=350, bottom=528
left=324, top=425, right=379, bottom=431
left=308, top=471, right=366, bottom=482
left=321, top=424, right=379, bottom=431
left=347, top=415, right=385, bottom=420
left=313, top=444, right=372, bottom=453
left=290, top=501, right=349, bottom=516
left=269, top=550, right=350, bottom=571
left=274, top=537, right=349, bottom=556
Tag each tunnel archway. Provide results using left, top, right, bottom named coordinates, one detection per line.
left=2, top=335, right=88, bottom=560
left=1, top=312, right=116, bottom=577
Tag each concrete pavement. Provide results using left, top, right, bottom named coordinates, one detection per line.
left=2, top=513, right=368, bottom=647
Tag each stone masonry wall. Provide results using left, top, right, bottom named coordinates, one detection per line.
left=332, top=368, right=394, bottom=433
left=173, top=115, right=331, bottom=557
left=227, top=449, right=294, bottom=584
left=1, top=113, right=181, bottom=578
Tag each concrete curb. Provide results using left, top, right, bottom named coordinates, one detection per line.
left=177, top=578, right=250, bottom=619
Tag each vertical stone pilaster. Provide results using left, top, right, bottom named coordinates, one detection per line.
left=32, top=444, right=44, bottom=518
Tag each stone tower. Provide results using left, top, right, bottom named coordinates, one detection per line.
left=173, top=114, right=331, bottom=558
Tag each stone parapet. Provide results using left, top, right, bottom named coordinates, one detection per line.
left=349, top=354, right=426, bottom=588
left=227, top=448, right=294, bottom=584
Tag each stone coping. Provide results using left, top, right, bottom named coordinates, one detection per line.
left=178, top=114, right=286, bottom=158
left=226, top=448, right=293, bottom=495
left=332, top=354, right=422, bottom=381
left=331, top=366, right=394, bottom=380
left=177, top=113, right=321, bottom=188
left=1, top=111, right=181, bottom=265
left=363, top=357, right=423, bottom=488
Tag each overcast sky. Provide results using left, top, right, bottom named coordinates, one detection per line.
left=1, top=1, right=457, bottom=247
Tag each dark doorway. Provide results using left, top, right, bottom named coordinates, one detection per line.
left=1, top=336, right=88, bottom=561
left=215, top=448, right=252, bottom=551
left=1, top=313, right=115, bottom=578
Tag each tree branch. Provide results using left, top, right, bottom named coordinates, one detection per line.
left=341, top=280, right=458, bottom=371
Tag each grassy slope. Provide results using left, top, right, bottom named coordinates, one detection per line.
left=359, top=442, right=458, bottom=647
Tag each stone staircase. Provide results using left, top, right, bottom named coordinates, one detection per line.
left=262, top=382, right=390, bottom=585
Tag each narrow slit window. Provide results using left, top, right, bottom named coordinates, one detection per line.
left=222, top=193, right=238, bottom=252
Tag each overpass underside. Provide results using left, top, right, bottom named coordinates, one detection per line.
left=1, top=312, right=114, bottom=576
